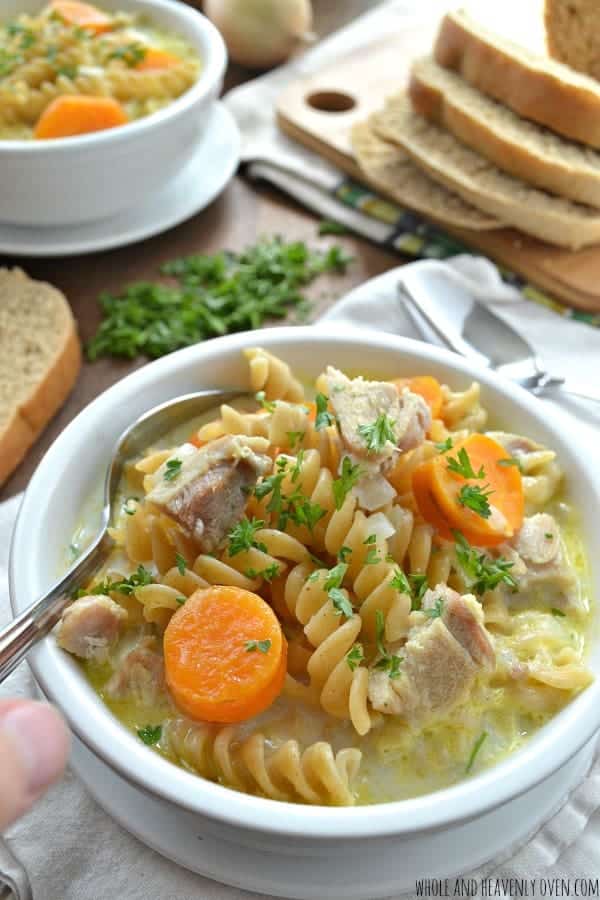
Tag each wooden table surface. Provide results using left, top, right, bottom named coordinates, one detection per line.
left=0, top=0, right=398, bottom=501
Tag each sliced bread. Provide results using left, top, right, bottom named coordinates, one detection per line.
left=545, top=0, right=600, bottom=80
left=350, top=119, right=502, bottom=231
left=0, top=268, right=81, bottom=485
left=410, top=56, right=600, bottom=208
left=435, top=8, right=600, bottom=148
left=373, top=95, right=600, bottom=249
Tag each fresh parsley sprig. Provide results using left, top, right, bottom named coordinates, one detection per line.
left=227, top=517, right=268, bottom=556
left=245, top=639, right=272, bottom=653
left=458, top=484, right=494, bottom=519
left=332, top=457, right=362, bottom=510
left=86, top=238, right=352, bottom=361
left=374, top=610, right=402, bottom=679
left=454, top=531, right=517, bottom=595
left=137, top=724, right=162, bottom=746
left=447, top=447, right=484, bottom=479
left=73, top=564, right=153, bottom=599
left=358, top=414, right=397, bottom=454
left=314, top=393, right=334, bottom=430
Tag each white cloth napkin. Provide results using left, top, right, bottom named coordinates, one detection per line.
left=1, top=256, right=599, bottom=899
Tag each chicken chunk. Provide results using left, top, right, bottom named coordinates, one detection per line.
left=146, top=435, right=272, bottom=552
left=369, top=589, right=494, bottom=722
left=57, top=594, right=127, bottom=663
left=105, top=637, right=166, bottom=707
left=507, top=513, right=580, bottom=611
left=325, top=367, right=430, bottom=463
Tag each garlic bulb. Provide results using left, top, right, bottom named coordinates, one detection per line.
left=204, top=0, right=314, bottom=69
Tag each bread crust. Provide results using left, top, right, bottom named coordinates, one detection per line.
left=0, top=298, right=81, bottom=486
left=374, top=98, right=600, bottom=250
left=409, top=68, right=600, bottom=208
left=435, top=10, right=600, bottom=149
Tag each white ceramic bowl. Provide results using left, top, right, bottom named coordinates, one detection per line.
left=0, top=0, right=226, bottom=226
left=9, top=327, right=600, bottom=893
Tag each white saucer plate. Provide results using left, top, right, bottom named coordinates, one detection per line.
left=0, top=101, right=240, bottom=258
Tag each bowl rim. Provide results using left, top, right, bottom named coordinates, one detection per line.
left=0, top=0, right=226, bottom=153
left=10, top=325, right=600, bottom=839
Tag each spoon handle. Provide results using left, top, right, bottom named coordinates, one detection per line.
left=0, top=532, right=113, bottom=684
left=538, top=376, right=600, bottom=404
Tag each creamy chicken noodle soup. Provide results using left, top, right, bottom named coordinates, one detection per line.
left=58, top=350, right=594, bottom=806
left=0, top=1, right=200, bottom=140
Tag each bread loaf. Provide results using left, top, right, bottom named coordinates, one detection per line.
left=435, top=8, right=600, bottom=148
left=410, top=56, right=600, bottom=208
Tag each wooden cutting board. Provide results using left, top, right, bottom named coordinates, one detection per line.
left=276, top=19, right=600, bottom=314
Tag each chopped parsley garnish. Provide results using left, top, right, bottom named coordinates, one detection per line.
left=424, top=597, right=444, bottom=619
left=254, top=464, right=325, bottom=533
left=365, top=547, right=381, bottom=565
left=323, top=562, right=348, bottom=592
left=363, top=534, right=377, bottom=545
left=245, top=639, right=272, bottom=653
left=338, top=546, right=352, bottom=563
left=0, top=49, right=21, bottom=77
left=390, top=568, right=410, bottom=594
left=447, top=447, right=484, bottom=480
left=314, top=393, right=334, bottom=430
left=374, top=610, right=403, bottom=678
left=244, top=563, right=280, bottom=582
left=551, top=607, right=566, bottom=617
left=346, top=643, right=365, bottom=671
left=454, top=531, right=517, bottom=595
left=318, top=219, right=348, bottom=235
left=74, top=564, right=153, bottom=599
left=255, top=390, right=276, bottom=413
left=358, top=414, right=397, bottom=454
left=163, top=458, right=182, bottom=482
left=458, top=484, right=494, bottom=519
left=435, top=437, right=453, bottom=453
left=6, top=23, right=35, bottom=48
left=86, top=239, right=351, bottom=361
left=108, top=42, right=147, bottom=67
left=329, top=588, right=354, bottom=619
left=497, top=456, right=523, bottom=471
left=56, top=64, right=78, bottom=78
left=545, top=532, right=554, bottom=540
left=175, top=596, right=186, bottom=605
left=311, top=562, right=353, bottom=618
left=332, top=456, right=362, bottom=510
left=175, top=552, right=187, bottom=575
left=289, top=449, right=304, bottom=483
left=137, top=724, right=162, bottom=745
left=408, top=574, right=429, bottom=610
left=227, top=517, right=267, bottom=556
left=122, top=496, right=139, bottom=516
left=287, top=430, right=305, bottom=449
left=465, top=731, right=488, bottom=773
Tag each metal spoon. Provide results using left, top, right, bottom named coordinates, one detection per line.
left=0, top=388, right=245, bottom=684
left=399, top=274, right=600, bottom=404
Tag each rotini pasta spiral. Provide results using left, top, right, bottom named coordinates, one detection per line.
left=166, top=717, right=361, bottom=805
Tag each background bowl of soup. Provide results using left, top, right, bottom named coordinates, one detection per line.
left=0, top=0, right=226, bottom=226
left=9, top=326, right=600, bottom=895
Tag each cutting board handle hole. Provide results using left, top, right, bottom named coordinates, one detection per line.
left=306, top=90, right=356, bottom=113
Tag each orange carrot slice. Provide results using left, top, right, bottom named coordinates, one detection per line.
left=164, top=586, right=287, bottom=723
left=35, top=96, right=128, bottom=139
left=392, top=376, right=443, bottom=419
left=50, top=0, right=112, bottom=32
left=188, top=433, right=206, bottom=449
left=136, top=48, right=179, bottom=70
left=413, top=434, right=524, bottom=547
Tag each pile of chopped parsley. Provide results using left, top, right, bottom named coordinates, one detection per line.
left=86, top=237, right=352, bottom=361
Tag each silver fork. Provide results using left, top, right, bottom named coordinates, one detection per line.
left=399, top=277, right=600, bottom=404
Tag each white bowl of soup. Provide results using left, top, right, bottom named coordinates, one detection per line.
left=0, top=0, right=226, bottom=226
left=9, top=327, right=600, bottom=890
